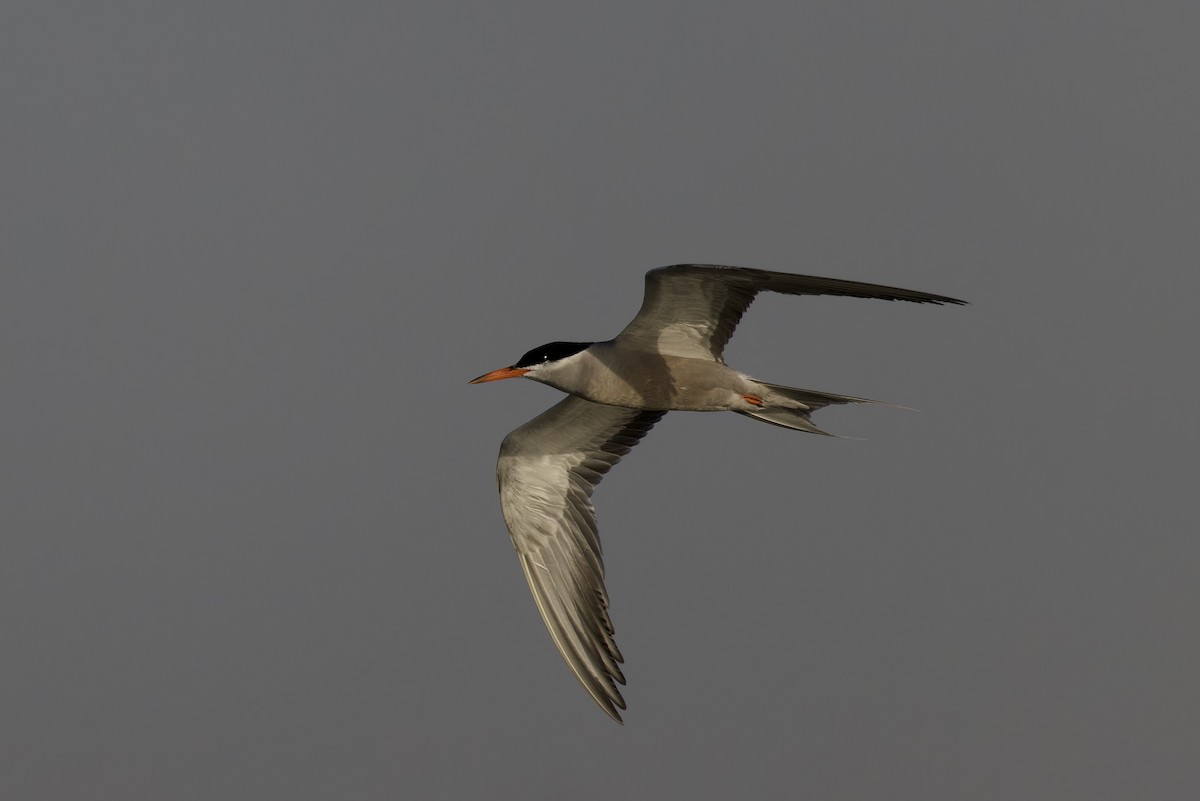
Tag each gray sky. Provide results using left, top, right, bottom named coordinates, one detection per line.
left=4, top=2, right=1198, bottom=799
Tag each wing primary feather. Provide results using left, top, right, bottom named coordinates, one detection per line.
left=521, top=554, right=623, bottom=719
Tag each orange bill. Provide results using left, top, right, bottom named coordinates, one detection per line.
left=468, top=366, right=530, bottom=384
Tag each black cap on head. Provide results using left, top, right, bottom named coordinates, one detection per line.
left=513, top=341, right=592, bottom=369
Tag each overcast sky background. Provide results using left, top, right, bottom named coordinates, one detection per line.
left=4, top=2, right=1198, bottom=799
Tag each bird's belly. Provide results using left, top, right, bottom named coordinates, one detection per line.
left=578, top=354, right=749, bottom=411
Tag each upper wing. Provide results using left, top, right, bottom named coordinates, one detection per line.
left=497, top=395, right=664, bottom=723
left=615, top=264, right=967, bottom=361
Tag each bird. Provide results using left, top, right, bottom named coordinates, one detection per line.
left=469, top=264, right=966, bottom=722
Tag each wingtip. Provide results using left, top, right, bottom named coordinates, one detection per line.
left=593, top=686, right=627, bottom=724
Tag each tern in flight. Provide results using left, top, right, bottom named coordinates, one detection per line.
left=470, top=265, right=966, bottom=722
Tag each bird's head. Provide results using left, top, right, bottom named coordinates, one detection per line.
left=469, top=341, right=593, bottom=385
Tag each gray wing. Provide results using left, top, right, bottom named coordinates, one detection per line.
left=615, top=264, right=967, bottom=361
left=497, top=395, right=664, bottom=723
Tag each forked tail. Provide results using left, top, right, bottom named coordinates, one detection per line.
left=736, top=381, right=882, bottom=436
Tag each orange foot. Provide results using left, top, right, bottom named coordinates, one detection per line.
left=742, top=393, right=764, bottom=407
